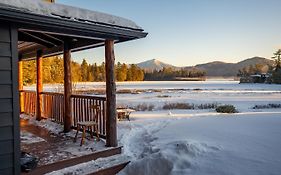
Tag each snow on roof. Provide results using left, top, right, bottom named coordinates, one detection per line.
left=0, top=0, right=143, bottom=30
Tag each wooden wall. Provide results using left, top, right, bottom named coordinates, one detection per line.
left=0, top=24, right=20, bottom=174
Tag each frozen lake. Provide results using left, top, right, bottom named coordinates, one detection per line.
left=31, top=80, right=281, bottom=91
left=27, top=81, right=281, bottom=112
left=114, top=81, right=281, bottom=112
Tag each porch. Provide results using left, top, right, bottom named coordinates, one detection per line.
left=20, top=114, right=127, bottom=174
left=19, top=85, right=124, bottom=174
left=0, top=0, right=147, bottom=174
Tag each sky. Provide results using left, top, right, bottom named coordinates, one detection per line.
left=57, top=0, right=281, bottom=66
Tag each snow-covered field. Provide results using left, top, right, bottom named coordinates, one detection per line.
left=114, top=81, right=281, bottom=112
left=118, top=111, right=281, bottom=175
left=115, top=81, right=281, bottom=175
left=25, top=81, right=281, bottom=174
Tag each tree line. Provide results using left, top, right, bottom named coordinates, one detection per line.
left=144, top=67, right=206, bottom=81
left=237, top=64, right=273, bottom=77
left=22, top=57, right=206, bottom=85
left=22, top=57, right=144, bottom=85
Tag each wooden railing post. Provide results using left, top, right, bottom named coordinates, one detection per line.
left=105, top=40, right=117, bottom=147
left=18, top=60, right=24, bottom=113
left=36, top=50, right=43, bottom=121
left=63, top=41, right=72, bottom=132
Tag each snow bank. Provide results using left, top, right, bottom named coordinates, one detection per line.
left=117, top=116, right=173, bottom=159
left=120, top=140, right=220, bottom=175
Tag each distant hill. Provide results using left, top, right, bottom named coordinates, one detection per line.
left=136, top=57, right=274, bottom=77
left=136, top=59, right=178, bottom=72
left=236, top=57, right=273, bottom=68
left=189, top=57, right=274, bottom=76
left=191, top=61, right=235, bottom=77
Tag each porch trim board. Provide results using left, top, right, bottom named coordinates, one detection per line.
left=22, top=147, right=122, bottom=175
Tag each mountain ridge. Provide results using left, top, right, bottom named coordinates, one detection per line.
left=136, top=57, right=274, bottom=76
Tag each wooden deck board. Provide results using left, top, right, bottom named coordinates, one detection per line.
left=22, top=146, right=122, bottom=175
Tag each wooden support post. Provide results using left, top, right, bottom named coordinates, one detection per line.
left=63, top=41, right=72, bottom=132
left=18, top=60, right=24, bottom=113
left=36, top=50, right=43, bottom=121
left=105, top=40, right=117, bottom=147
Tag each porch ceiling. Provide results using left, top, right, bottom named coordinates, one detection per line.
left=18, top=30, right=105, bottom=60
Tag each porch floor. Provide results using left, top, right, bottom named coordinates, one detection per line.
left=20, top=116, right=107, bottom=166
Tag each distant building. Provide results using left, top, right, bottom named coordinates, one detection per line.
left=240, top=73, right=272, bottom=83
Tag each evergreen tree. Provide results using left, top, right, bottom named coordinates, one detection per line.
left=80, top=59, right=89, bottom=82
left=272, top=49, right=281, bottom=84
left=98, top=62, right=106, bottom=81
left=116, top=62, right=128, bottom=81
left=116, top=62, right=122, bottom=81
left=92, top=63, right=99, bottom=81
left=126, top=67, right=132, bottom=81
left=23, top=60, right=36, bottom=85
left=42, top=58, right=52, bottom=83
left=71, top=61, right=81, bottom=82
left=120, top=63, right=128, bottom=81
left=272, top=49, right=281, bottom=71
left=50, top=57, right=64, bottom=83
left=87, top=64, right=94, bottom=82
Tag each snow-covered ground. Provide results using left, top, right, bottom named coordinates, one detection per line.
left=21, top=131, right=46, bottom=144
left=24, top=81, right=281, bottom=174
left=118, top=111, right=281, bottom=175
left=116, top=81, right=281, bottom=175
left=20, top=114, right=108, bottom=161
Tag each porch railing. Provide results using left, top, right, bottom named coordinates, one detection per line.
left=41, top=92, right=64, bottom=124
left=71, top=94, right=107, bottom=138
left=21, top=90, right=36, bottom=115
left=21, top=90, right=107, bottom=138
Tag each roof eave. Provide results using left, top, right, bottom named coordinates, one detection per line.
left=0, top=7, right=148, bottom=41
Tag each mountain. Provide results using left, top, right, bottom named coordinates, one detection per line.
left=236, top=57, right=273, bottom=68
left=190, top=57, right=274, bottom=76
left=136, top=59, right=178, bottom=72
left=136, top=57, right=274, bottom=77
left=192, top=61, right=235, bottom=77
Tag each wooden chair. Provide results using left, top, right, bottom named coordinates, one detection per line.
left=74, top=105, right=100, bottom=146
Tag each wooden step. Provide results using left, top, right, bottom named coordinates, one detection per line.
left=23, top=146, right=122, bottom=175
left=87, top=161, right=130, bottom=175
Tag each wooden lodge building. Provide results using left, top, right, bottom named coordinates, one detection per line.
left=0, top=0, right=147, bottom=174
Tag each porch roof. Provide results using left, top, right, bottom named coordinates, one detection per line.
left=0, top=0, right=148, bottom=60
